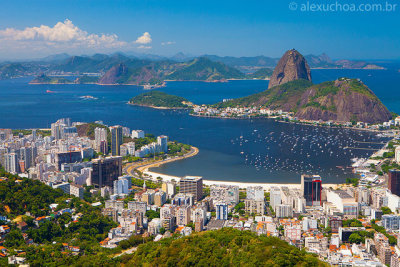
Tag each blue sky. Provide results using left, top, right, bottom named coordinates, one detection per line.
left=0, top=0, right=398, bottom=59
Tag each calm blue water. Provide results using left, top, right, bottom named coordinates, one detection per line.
left=0, top=68, right=399, bottom=183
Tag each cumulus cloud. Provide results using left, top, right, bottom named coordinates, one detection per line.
left=135, top=32, right=152, bottom=44
left=161, top=41, right=176, bottom=46
left=0, top=19, right=127, bottom=49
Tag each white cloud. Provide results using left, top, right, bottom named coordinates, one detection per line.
left=0, top=19, right=128, bottom=57
left=135, top=32, right=152, bottom=44
left=137, top=45, right=152, bottom=49
left=161, top=41, right=175, bottom=46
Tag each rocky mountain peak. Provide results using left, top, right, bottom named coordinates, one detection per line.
left=268, top=49, right=312, bottom=88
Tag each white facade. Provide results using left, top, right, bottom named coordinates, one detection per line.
left=247, top=186, right=264, bottom=201
left=326, top=190, right=359, bottom=216
left=276, top=204, right=293, bottom=218
left=131, top=130, right=145, bottom=139
left=270, top=187, right=282, bottom=210
left=386, top=190, right=400, bottom=213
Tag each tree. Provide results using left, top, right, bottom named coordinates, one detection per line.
left=348, top=233, right=363, bottom=244
left=381, top=206, right=392, bottom=215
left=4, top=229, right=25, bottom=248
left=145, top=210, right=160, bottom=221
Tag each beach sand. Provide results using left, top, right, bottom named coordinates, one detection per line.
left=142, top=170, right=338, bottom=190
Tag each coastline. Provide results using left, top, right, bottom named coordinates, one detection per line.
left=142, top=170, right=339, bottom=190
left=124, top=146, right=199, bottom=176
left=189, top=113, right=396, bottom=133
left=130, top=145, right=341, bottom=190
left=127, top=102, right=190, bottom=110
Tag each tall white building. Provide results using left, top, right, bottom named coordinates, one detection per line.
left=131, top=130, right=145, bottom=139
left=157, top=135, right=168, bottom=153
left=95, top=127, right=108, bottom=153
left=276, top=204, right=293, bottom=218
left=270, top=187, right=282, bottom=210
left=113, top=176, right=132, bottom=195
left=216, top=203, right=228, bottom=220
left=246, top=186, right=264, bottom=201
left=5, top=153, right=19, bottom=174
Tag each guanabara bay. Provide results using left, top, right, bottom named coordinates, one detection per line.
left=0, top=1, right=400, bottom=267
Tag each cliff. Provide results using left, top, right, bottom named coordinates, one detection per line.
left=295, top=78, right=392, bottom=123
left=217, top=78, right=392, bottom=124
left=268, top=49, right=312, bottom=88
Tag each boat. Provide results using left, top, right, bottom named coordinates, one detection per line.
left=46, top=90, right=55, bottom=93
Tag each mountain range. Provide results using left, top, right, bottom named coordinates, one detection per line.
left=0, top=51, right=387, bottom=84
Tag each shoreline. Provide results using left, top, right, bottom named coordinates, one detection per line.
left=124, top=146, right=199, bottom=176
left=127, top=102, right=190, bottom=110
left=142, top=170, right=339, bottom=190
left=189, top=113, right=396, bottom=133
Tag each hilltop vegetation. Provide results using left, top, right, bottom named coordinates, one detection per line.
left=214, top=79, right=313, bottom=109
left=29, top=74, right=73, bottom=84
left=0, top=167, right=120, bottom=266
left=129, top=91, right=190, bottom=108
left=124, top=228, right=326, bottom=266
left=247, top=68, right=273, bottom=79
left=216, top=78, right=391, bottom=123
left=166, top=57, right=245, bottom=81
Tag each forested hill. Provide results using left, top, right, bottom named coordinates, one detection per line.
left=125, top=228, right=327, bottom=266
left=129, top=91, right=191, bottom=108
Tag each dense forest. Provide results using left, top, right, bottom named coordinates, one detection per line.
left=124, top=228, right=327, bottom=266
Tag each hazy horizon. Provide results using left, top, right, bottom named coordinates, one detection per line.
left=0, top=0, right=399, bottom=60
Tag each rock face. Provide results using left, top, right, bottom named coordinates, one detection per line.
left=219, top=78, right=392, bottom=124
left=268, top=49, right=312, bottom=89
left=295, top=78, right=392, bottom=123
left=98, top=63, right=129, bottom=85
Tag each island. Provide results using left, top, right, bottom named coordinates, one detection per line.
left=29, top=74, right=73, bottom=84
left=129, top=90, right=192, bottom=109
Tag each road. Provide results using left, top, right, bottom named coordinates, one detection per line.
left=123, top=146, right=199, bottom=177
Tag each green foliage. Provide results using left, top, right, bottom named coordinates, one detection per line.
left=246, top=68, right=273, bottom=79
left=75, top=75, right=99, bottom=84
left=381, top=161, right=400, bottom=173
left=345, top=178, right=359, bottom=187
left=145, top=210, right=160, bottom=221
left=118, top=235, right=153, bottom=250
left=239, top=191, right=247, bottom=200
left=342, top=219, right=362, bottom=227
left=0, top=173, right=64, bottom=217
left=133, top=135, right=157, bottom=150
left=381, top=206, right=392, bottom=215
left=130, top=90, right=190, bottom=108
left=166, top=57, right=245, bottom=81
left=132, top=178, right=161, bottom=189
left=348, top=231, right=374, bottom=244
left=348, top=233, right=363, bottom=244
left=31, top=74, right=73, bottom=84
left=371, top=223, right=397, bottom=245
left=4, top=229, right=25, bottom=248
left=214, top=79, right=313, bottom=108
left=167, top=141, right=191, bottom=156
left=125, top=228, right=327, bottom=266
left=348, top=79, right=377, bottom=100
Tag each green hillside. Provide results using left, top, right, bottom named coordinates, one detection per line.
left=215, top=79, right=313, bottom=108
left=247, top=68, right=273, bottom=79
left=125, top=228, right=327, bottom=266
left=130, top=91, right=190, bottom=108
left=166, top=57, right=245, bottom=81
